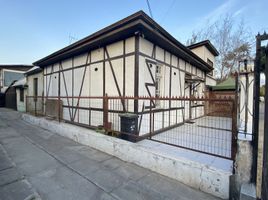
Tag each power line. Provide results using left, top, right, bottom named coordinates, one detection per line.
left=160, top=0, right=176, bottom=24
left=146, top=0, right=154, bottom=19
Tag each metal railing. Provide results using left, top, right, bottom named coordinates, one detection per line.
left=26, top=95, right=237, bottom=160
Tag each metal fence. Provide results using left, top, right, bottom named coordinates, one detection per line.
left=26, top=95, right=237, bottom=160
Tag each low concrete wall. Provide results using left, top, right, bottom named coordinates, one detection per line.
left=230, top=140, right=253, bottom=199
left=22, top=114, right=231, bottom=199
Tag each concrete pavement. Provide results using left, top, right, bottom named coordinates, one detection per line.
left=0, top=108, right=220, bottom=200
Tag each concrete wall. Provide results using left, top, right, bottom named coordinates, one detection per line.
left=22, top=113, right=232, bottom=199
left=230, top=140, right=253, bottom=199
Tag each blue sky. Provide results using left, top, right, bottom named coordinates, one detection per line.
left=0, top=0, right=267, bottom=64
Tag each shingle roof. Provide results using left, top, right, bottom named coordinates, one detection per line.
left=211, top=76, right=236, bottom=91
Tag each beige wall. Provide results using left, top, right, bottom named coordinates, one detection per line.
left=27, top=71, right=44, bottom=113
left=44, top=37, right=135, bottom=128
left=190, top=45, right=217, bottom=86
left=43, top=36, right=209, bottom=133
left=16, top=88, right=27, bottom=112
left=191, top=46, right=215, bottom=65
left=206, top=75, right=217, bottom=86
left=138, top=37, right=206, bottom=134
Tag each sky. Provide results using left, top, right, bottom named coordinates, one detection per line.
left=0, top=0, right=267, bottom=65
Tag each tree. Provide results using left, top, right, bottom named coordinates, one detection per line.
left=187, top=15, right=253, bottom=80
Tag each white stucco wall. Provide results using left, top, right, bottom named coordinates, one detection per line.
left=44, top=37, right=135, bottom=128
left=42, top=36, right=210, bottom=134
left=206, top=74, right=217, bottom=86
left=138, top=37, right=206, bottom=134
left=27, top=71, right=44, bottom=113
left=191, top=46, right=215, bottom=66
left=239, top=73, right=254, bottom=134
left=16, top=88, right=27, bottom=112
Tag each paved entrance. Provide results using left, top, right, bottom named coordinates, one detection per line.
left=0, top=108, right=219, bottom=200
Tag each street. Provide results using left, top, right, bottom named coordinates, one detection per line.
left=0, top=108, right=219, bottom=200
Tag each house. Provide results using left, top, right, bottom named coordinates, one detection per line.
left=13, top=77, right=27, bottom=112
left=4, top=82, right=18, bottom=110
left=33, top=11, right=219, bottom=135
left=24, top=66, right=44, bottom=114
left=12, top=67, right=43, bottom=113
left=188, top=40, right=219, bottom=86
left=0, top=65, right=32, bottom=93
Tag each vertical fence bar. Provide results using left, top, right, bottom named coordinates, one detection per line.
left=149, top=99, right=152, bottom=139
left=25, top=96, right=28, bottom=113
left=103, top=94, right=109, bottom=130
left=34, top=98, right=37, bottom=116
left=42, top=94, right=44, bottom=116
left=58, top=95, right=61, bottom=122
left=231, top=100, right=238, bottom=162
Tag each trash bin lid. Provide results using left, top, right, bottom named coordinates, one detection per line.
left=119, top=113, right=139, bottom=118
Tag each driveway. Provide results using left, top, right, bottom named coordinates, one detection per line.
left=0, top=108, right=219, bottom=200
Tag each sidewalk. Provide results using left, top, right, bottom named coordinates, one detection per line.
left=0, top=108, right=220, bottom=200
left=0, top=141, right=40, bottom=200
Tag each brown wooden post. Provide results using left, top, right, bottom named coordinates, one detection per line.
left=34, top=98, right=37, bottom=116
left=25, top=96, right=28, bottom=113
left=58, top=96, right=61, bottom=122
left=231, top=100, right=238, bottom=162
left=149, top=99, right=152, bottom=139
left=41, top=93, right=44, bottom=116
left=103, top=94, right=109, bottom=130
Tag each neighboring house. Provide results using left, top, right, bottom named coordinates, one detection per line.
left=188, top=40, right=219, bottom=86
left=12, top=66, right=43, bottom=113
left=33, top=11, right=219, bottom=134
left=13, top=77, right=27, bottom=112
left=0, top=65, right=32, bottom=93
left=25, top=66, right=43, bottom=114
left=210, top=76, right=236, bottom=91
left=4, top=81, right=17, bottom=110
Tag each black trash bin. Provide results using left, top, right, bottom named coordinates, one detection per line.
left=119, top=113, right=139, bottom=142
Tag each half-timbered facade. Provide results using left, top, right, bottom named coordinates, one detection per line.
left=33, top=11, right=218, bottom=135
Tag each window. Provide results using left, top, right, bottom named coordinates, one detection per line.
left=33, top=78, right=38, bottom=97
left=207, top=58, right=213, bottom=67
left=207, top=59, right=214, bottom=76
left=3, top=71, right=24, bottom=87
left=20, top=88, right=24, bottom=102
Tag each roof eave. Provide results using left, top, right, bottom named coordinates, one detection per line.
left=34, top=11, right=213, bottom=72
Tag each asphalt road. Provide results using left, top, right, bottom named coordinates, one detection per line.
left=0, top=108, right=220, bottom=200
